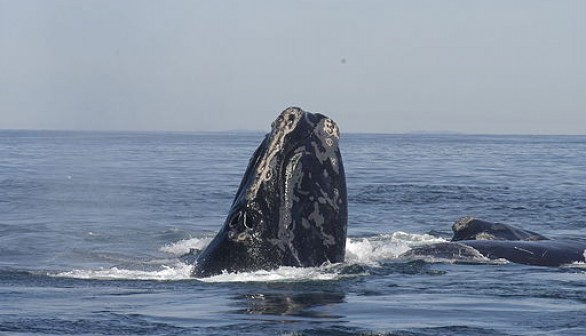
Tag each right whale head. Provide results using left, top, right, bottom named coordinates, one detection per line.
left=451, top=217, right=549, bottom=241
left=193, top=107, right=348, bottom=277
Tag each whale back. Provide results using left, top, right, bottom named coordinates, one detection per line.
left=451, top=217, right=549, bottom=242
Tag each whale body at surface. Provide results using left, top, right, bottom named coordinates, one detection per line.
left=192, top=107, right=348, bottom=277
left=404, top=216, right=586, bottom=266
left=189, top=108, right=585, bottom=277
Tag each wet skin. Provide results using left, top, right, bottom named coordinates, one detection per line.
left=405, top=217, right=586, bottom=266
left=193, top=107, right=347, bottom=277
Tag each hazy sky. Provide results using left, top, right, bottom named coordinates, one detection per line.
left=1, top=1, right=585, bottom=134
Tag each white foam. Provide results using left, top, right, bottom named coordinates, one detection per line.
left=201, top=231, right=449, bottom=282
left=345, top=238, right=404, bottom=265
left=53, top=231, right=450, bottom=282
left=197, top=265, right=343, bottom=283
left=386, top=231, right=447, bottom=246
left=564, top=263, right=586, bottom=270
left=345, top=232, right=447, bottom=266
left=564, top=250, right=586, bottom=269
left=53, top=262, right=194, bottom=281
left=159, top=237, right=213, bottom=256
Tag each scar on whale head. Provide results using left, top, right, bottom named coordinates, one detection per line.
left=192, top=107, right=348, bottom=277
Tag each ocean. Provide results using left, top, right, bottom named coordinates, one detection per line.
left=1, top=130, right=585, bottom=335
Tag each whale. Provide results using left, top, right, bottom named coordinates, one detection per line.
left=404, top=217, right=586, bottom=266
left=192, top=107, right=348, bottom=277
left=450, top=216, right=549, bottom=242
left=190, top=108, right=585, bottom=276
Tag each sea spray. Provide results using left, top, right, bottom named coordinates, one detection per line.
left=53, top=262, right=194, bottom=281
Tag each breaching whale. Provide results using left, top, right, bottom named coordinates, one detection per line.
left=192, top=107, right=348, bottom=277
left=191, top=108, right=586, bottom=276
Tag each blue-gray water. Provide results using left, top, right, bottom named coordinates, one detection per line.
left=1, top=130, right=585, bottom=335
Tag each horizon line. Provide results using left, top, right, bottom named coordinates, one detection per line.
left=1, top=127, right=585, bottom=137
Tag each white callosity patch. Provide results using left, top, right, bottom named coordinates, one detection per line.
left=322, top=118, right=340, bottom=140
left=313, top=118, right=341, bottom=173
left=247, top=107, right=303, bottom=201
left=282, top=151, right=304, bottom=229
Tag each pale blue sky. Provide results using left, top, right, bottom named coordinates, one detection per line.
left=1, top=1, right=585, bottom=134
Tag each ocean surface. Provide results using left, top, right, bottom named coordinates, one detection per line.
left=1, top=130, right=585, bottom=336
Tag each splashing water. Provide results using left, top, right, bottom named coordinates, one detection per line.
left=197, top=266, right=344, bottom=283
left=53, top=232, right=449, bottom=282
left=345, top=232, right=446, bottom=265
left=54, top=262, right=194, bottom=281
left=159, top=237, right=213, bottom=256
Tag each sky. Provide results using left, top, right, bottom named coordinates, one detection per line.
left=1, top=1, right=585, bottom=134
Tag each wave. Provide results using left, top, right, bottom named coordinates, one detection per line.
left=56, top=233, right=586, bottom=282
left=53, top=262, right=194, bottom=281
left=159, top=237, right=213, bottom=256
left=565, top=250, right=586, bottom=269
left=349, top=183, right=509, bottom=205
left=198, top=265, right=347, bottom=283
left=345, top=231, right=445, bottom=265
left=50, top=232, right=450, bottom=282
